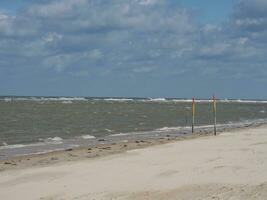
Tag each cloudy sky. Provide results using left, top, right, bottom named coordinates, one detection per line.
left=0, top=0, right=267, bottom=99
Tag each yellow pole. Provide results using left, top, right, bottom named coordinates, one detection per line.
left=192, top=97, right=195, bottom=133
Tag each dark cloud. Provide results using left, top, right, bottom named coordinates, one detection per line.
left=231, top=0, right=267, bottom=34
left=234, top=0, right=267, bottom=19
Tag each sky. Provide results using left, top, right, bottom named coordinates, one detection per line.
left=0, top=0, right=267, bottom=99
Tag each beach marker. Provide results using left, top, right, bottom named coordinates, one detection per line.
left=192, top=97, right=195, bottom=133
left=213, top=94, right=217, bottom=136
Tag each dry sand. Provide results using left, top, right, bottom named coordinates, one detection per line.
left=0, top=126, right=267, bottom=200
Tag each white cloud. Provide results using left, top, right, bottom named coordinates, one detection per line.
left=238, top=37, right=248, bottom=45
left=27, top=0, right=88, bottom=18
left=43, top=32, right=63, bottom=42
left=1, top=0, right=267, bottom=82
left=86, top=49, right=103, bottom=60
left=137, top=0, right=161, bottom=6
left=132, top=66, right=155, bottom=73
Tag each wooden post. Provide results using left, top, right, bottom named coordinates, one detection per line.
left=192, top=97, right=195, bottom=133
left=213, top=94, right=217, bottom=136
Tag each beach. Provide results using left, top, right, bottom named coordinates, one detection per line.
left=0, top=125, right=267, bottom=199
left=1, top=0, right=267, bottom=199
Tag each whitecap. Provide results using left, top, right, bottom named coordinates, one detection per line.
left=110, top=133, right=128, bottom=137
left=0, top=144, right=26, bottom=150
left=4, top=98, right=12, bottom=102
left=40, top=137, right=63, bottom=144
left=155, top=126, right=185, bottom=132
left=80, top=135, right=96, bottom=139
left=103, top=98, right=134, bottom=102
left=2, top=142, right=8, bottom=146
left=62, top=100, right=73, bottom=104
left=148, top=98, right=166, bottom=102
left=0, top=142, right=46, bottom=150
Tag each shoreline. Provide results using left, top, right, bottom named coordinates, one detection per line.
left=0, top=131, right=209, bottom=172
left=0, top=122, right=265, bottom=172
left=1, top=123, right=267, bottom=199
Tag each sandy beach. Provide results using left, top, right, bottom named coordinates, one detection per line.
left=0, top=125, right=267, bottom=200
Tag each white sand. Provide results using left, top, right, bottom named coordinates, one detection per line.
left=1, top=126, right=267, bottom=200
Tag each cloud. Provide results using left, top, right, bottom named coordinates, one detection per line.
left=1, top=0, right=197, bottom=72
left=1, top=0, right=267, bottom=97
left=86, top=49, right=103, bottom=60
left=234, top=0, right=267, bottom=19
left=43, top=32, right=62, bottom=43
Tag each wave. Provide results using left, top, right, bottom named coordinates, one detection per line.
left=109, top=133, right=129, bottom=137
left=0, top=137, right=65, bottom=150
left=157, top=119, right=267, bottom=132
left=0, top=136, right=78, bottom=151
left=148, top=98, right=166, bottom=102
left=2, top=97, right=267, bottom=104
left=99, top=98, right=267, bottom=104
left=3, top=98, right=12, bottom=102
left=0, top=97, right=87, bottom=102
left=18, top=148, right=67, bottom=157
left=45, top=97, right=87, bottom=101
left=0, top=142, right=46, bottom=150
left=80, top=135, right=96, bottom=139
left=109, top=118, right=267, bottom=137
left=155, top=126, right=189, bottom=131
left=218, top=99, right=267, bottom=104
left=101, top=98, right=134, bottom=102
left=1, top=118, right=266, bottom=157
left=0, top=137, right=64, bottom=150
left=40, top=137, right=63, bottom=143
left=1, top=142, right=8, bottom=146
left=62, top=100, right=73, bottom=104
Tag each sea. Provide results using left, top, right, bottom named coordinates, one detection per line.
left=1, top=96, right=267, bottom=160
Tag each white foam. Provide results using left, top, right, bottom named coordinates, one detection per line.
left=48, top=137, right=62, bottom=141
left=222, top=100, right=267, bottom=104
left=0, top=137, right=65, bottom=150
left=0, top=142, right=46, bottom=150
left=2, top=97, right=267, bottom=104
left=62, top=100, right=73, bottom=104
left=80, top=135, right=96, bottom=139
left=154, top=120, right=267, bottom=133
left=56, top=97, right=86, bottom=101
left=148, top=98, right=166, bottom=102
left=156, top=127, right=181, bottom=131
left=2, top=142, right=8, bottom=146
left=0, top=144, right=26, bottom=150
left=103, top=98, right=134, bottom=102
left=4, top=98, right=12, bottom=102
left=110, top=133, right=129, bottom=137
left=39, top=137, right=63, bottom=144
left=170, top=99, right=193, bottom=103
left=1, top=97, right=87, bottom=102
left=17, top=148, right=66, bottom=157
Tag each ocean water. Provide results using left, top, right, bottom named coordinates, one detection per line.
left=1, top=97, right=267, bottom=159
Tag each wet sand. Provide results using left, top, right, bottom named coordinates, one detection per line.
left=0, top=125, right=267, bottom=199
left=0, top=132, right=206, bottom=172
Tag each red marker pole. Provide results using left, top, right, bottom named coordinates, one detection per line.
left=213, top=94, right=217, bottom=136
left=192, top=97, right=195, bottom=133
